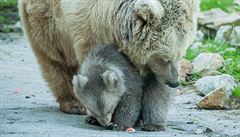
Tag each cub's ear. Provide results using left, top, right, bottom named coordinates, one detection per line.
left=133, top=0, right=164, bottom=21
left=101, top=70, right=119, bottom=89
left=72, top=75, right=89, bottom=89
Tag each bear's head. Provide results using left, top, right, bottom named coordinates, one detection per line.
left=122, top=0, right=198, bottom=87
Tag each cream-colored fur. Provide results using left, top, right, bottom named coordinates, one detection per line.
left=18, top=0, right=198, bottom=114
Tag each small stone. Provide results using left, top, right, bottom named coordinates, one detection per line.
left=197, top=87, right=229, bottom=109
left=205, top=127, right=213, bottom=133
left=179, top=59, right=193, bottom=81
left=225, top=47, right=237, bottom=52
left=186, top=121, right=194, bottom=124
left=125, top=128, right=136, bottom=133
left=25, top=95, right=35, bottom=99
left=192, top=117, right=200, bottom=123
left=194, top=74, right=236, bottom=96
left=192, top=53, right=224, bottom=73
left=14, top=88, right=22, bottom=94
left=195, top=128, right=204, bottom=134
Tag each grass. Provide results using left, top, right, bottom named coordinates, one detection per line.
left=0, top=0, right=17, bottom=7
left=200, top=0, right=234, bottom=11
left=233, top=87, right=240, bottom=97
left=185, top=39, right=240, bottom=97
left=200, top=0, right=240, bottom=12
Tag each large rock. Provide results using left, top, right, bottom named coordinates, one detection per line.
left=194, top=74, right=236, bottom=96
left=197, top=87, right=229, bottom=109
left=215, top=26, right=240, bottom=47
left=198, top=9, right=240, bottom=30
left=201, top=70, right=222, bottom=77
left=192, top=53, right=224, bottom=73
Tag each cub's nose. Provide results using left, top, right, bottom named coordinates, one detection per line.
left=166, top=82, right=179, bottom=88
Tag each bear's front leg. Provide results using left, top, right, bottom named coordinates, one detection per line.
left=142, top=74, right=174, bottom=131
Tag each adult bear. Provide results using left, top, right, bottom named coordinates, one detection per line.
left=19, top=0, right=198, bottom=131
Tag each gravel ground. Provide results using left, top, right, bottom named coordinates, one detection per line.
left=0, top=34, right=240, bottom=137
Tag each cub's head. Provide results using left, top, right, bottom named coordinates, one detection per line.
left=72, top=69, right=125, bottom=126
left=123, top=0, right=198, bottom=86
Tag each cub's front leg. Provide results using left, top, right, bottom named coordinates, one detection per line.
left=142, top=74, right=174, bottom=131
left=111, top=90, right=142, bottom=131
left=85, top=116, right=101, bottom=126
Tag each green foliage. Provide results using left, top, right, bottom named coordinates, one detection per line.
left=0, top=0, right=17, bottom=7
left=233, top=87, right=240, bottom=98
left=185, top=40, right=230, bottom=61
left=0, top=0, right=18, bottom=25
left=200, top=0, right=234, bottom=12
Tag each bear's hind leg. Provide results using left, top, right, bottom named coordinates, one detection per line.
left=19, top=0, right=86, bottom=115
left=36, top=51, right=86, bottom=115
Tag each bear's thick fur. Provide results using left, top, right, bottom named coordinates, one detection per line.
left=19, top=0, right=198, bottom=130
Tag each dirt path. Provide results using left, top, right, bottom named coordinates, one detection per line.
left=0, top=34, right=240, bottom=137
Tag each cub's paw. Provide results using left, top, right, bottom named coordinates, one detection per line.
left=59, top=100, right=86, bottom=115
left=106, top=122, right=118, bottom=130
left=142, top=125, right=166, bottom=132
left=108, top=124, right=129, bottom=131
left=85, top=116, right=100, bottom=126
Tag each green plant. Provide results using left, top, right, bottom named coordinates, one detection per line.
left=0, top=0, right=18, bottom=26
left=233, top=87, right=240, bottom=98
left=200, top=0, right=234, bottom=12
left=0, top=0, right=17, bottom=8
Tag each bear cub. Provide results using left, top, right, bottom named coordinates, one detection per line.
left=72, top=44, right=143, bottom=131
